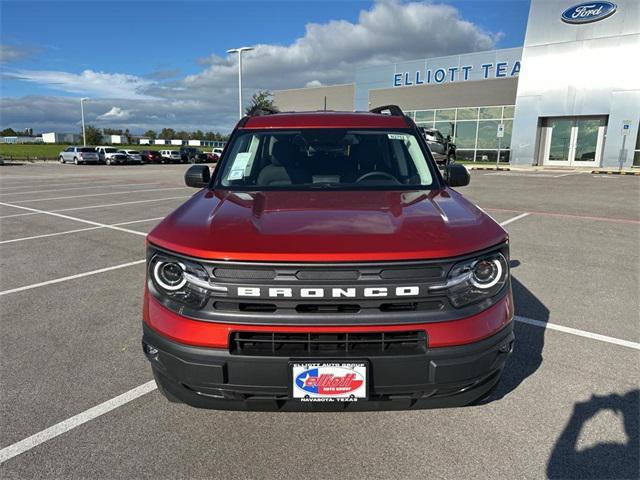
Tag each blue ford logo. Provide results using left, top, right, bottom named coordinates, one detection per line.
left=561, top=2, right=617, bottom=24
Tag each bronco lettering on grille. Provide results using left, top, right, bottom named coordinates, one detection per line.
left=235, top=286, right=421, bottom=298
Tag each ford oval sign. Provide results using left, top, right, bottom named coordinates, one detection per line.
left=561, top=2, right=617, bottom=24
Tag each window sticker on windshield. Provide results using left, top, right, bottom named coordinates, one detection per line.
left=387, top=134, right=407, bottom=140
left=227, top=151, right=252, bottom=181
left=233, top=152, right=252, bottom=170
left=228, top=169, right=244, bottom=181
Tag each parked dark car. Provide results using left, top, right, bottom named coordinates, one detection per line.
left=179, top=146, right=208, bottom=164
left=419, top=127, right=456, bottom=165
left=141, top=150, right=164, bottom=164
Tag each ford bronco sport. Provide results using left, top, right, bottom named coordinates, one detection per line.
left=143, top=105, right=514, bottom=410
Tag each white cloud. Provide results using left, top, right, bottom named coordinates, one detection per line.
left=2, top=1, right=501, bottom=133
left=305, top=80, right=323, bottom=88
left=176, top=0, right=499, bottom=96
left=97, top=106, right=132, bottom=121
left=4, top=69, right=155, bottom=99
left=0, top=44, right=40, bottom=63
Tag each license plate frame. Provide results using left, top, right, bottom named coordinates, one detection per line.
left=289, top=360, right=369, bottom=402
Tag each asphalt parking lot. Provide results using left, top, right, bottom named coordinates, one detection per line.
left=0, top=164, right=638, bottom=479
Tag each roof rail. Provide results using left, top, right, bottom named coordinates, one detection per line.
left=246, top=105, right=280, bottom=117
left=369, top=105, right=404, bottom=116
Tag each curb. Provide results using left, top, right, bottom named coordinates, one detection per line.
left=469, top=166, right=511, bottom=171
left=591, top=170, right=640, bottom=176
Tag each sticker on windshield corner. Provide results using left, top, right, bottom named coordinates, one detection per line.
left=292, top=362, right=367, bottom=402
left=228, top=169, right=244, bottom=180
left=387, top=133, right=407, bottom=140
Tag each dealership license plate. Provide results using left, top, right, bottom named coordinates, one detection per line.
left=291, top=361, right=368, bottom=402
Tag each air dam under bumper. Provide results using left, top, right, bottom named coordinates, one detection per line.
left=143, top=321, right=514, bottom=411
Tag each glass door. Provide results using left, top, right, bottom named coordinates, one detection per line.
left=573, top=119, right=604, bottom=165
left=542, top=117, right=607, bottom=166
left=545, top=118, right=575, bottom=165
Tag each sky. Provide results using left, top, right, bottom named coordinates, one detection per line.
left=0, top=0, right=531, bottom=135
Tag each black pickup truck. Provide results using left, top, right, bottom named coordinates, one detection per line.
left=179, top=146, right=209, bottom=164
left=419, top=127, right=456, bottom=165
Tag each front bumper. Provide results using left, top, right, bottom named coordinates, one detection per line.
left=143, top=320, right=514, bottom=411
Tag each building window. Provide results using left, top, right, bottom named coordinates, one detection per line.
left=434, top=121, right=455, bottom=139
left=435, top=109, right=456, bottom=121
left=634, top=122, right=640, bottom=167
left=456, top=107, right=478, bottom=120
left=479, top=106, right=503, bottom=119
left=412, top=105, right=515, bottom=162
left=455, top=121, right=477, bottom=149
left=503, top=106, right=515, bottom=119
left=415, top=110, right=434, bottom=124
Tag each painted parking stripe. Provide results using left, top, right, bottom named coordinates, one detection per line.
left=0, top=259, right=145, bottom=296
left=0, top=182, right=162, bottom=196
left=0, top=202, right=154, bottom=237
left=0, top=196, right=189, bottom=219
left=0, top=216, right=165, bottom=245
left=487, top=207, right=640, bottom=225
left=0, top=381, right=157, bottom=465
left=0, top=313, right=638, bottom=465
left=515, top=316, right=640, bottom=350
left=499, top=212, right=530, bottom=226
left=10, top=187, right=187, bottom=204
left=0, top=179, right=163, bottom=191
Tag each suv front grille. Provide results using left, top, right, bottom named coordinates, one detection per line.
left=229, top=330, right=427, bottom=356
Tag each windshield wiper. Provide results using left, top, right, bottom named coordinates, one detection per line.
left=308, top=183, right=343, bottom=189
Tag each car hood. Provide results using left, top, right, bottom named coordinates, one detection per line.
left=148, top=189, right=507, bottom=262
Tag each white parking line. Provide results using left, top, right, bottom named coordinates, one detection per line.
left=11, top=187, right=187, bottom=204
left=499, top=212, right=531, bottom=226
left=0, top=182, right=162, bottom=196
left=0, top=313, right=637, bottom=464
left=515, top=316, right=640, bottom=350
left=0, top=202, right=152, bottom=236
left=0, top=196, right=189, bottom=219
left=0, top=216, right=165, bottom=245
left=0, top=259, right=146, bottom=296
left=0, top=381, right=157, bottom=464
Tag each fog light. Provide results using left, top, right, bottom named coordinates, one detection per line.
left=144, top=343, right=159, bottom=356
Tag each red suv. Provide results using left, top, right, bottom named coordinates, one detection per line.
left=143, top=105, right=514, bottom=410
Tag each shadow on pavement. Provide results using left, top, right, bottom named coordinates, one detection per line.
left=547, top=390, right=639, bottom=479
left=484, top=268, right=549, bottom=402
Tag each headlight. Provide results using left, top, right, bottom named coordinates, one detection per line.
left=432, top=251, right=509, bottom=308
left=149, top=253, right=217, bottom=309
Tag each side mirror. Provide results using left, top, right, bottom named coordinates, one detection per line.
left=185, top=165, right=211, bottom=188
left=444, top=163, right=470, bottom=187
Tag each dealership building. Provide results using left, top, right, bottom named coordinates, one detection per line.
left=274, top=0, right=639, bottom=168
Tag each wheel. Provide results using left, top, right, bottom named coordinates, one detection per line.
left=189, top=157, right=196, bottom=164
left=59, top=156, right=64, bottom=164
left=73, top=157, right=78, bottom=165
left=106, top=158, right=111, bottom=166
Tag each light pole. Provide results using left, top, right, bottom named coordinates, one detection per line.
left=227, top=47, right=254, bottom=119
left=80, top=97, right=89, bottom=146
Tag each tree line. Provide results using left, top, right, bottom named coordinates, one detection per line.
left=80, top=126, right=229, bottom=145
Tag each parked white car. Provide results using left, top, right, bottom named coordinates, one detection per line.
left=160, top=150, right=181, bottom=163
left=58, top=146, right=100, bottom=165
left=119, top=149, right=144, bottom=164
left=96, top=146, right=128, bottom=165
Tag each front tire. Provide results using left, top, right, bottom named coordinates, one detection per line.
left=106, top=158, right=112, bottom=166
left=59, top=156, right=65, bottom=164
left=73, top=157, right=78, bottom=165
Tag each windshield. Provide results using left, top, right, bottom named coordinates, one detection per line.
left=217, top=129, right=437, bottom=190
left=104, top=148, right=118, bottom=153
